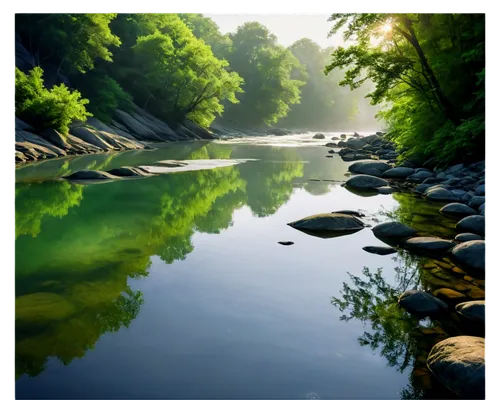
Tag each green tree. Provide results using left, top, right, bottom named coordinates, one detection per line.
left=15, top=67, right=91, bottom=134
left=325, top=14, right=485, bottom=164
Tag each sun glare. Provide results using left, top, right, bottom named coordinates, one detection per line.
left=381, top=23, right=392, bottom=34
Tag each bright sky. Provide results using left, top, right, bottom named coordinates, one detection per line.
left=205, top=14, right=345, bottom=48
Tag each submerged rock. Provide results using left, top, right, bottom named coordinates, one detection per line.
left=63, top=170, right=119, bottom=182
left=362, top=246, right=397, bottom=255
left=456, top=215, right=485, bottom=236
left=439, top=203, right=477, bottom=218
left=398, top=290, right=448, bottom=318
left=345, top=175, right=389, bottom=191
left=348, top=160, right=391, bottom=177
left=376, top=186, right=398, bottom=195
left=456, top=301, right=485, bottom=324
left=278, top=241, right=294, bottom=246
left=287, top=213, right=366, bottom=238
left=450, top=240, right=485, bottom=274
left=427, top=336, right=485, bottom=399
left=107, top=167, right=155, bottom=178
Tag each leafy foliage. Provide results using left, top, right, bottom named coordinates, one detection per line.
left=326, top=14, right=485, bottom=164
left=15, top=67, right=91, bottom=135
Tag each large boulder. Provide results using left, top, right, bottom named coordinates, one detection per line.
left=398, top=290, right=448, bottom=318
left=456, top=301, right=485, bottom=324
left=348, top=160, right=391, bottom=177
left=456, top=215, right=485, bottom=236
left=287, top=213, right=366, bottom=238
left=345, top=175, right=389, bottom=191
left=381, top=167, right=415, bottom=179
left=372, top=221, right=417, bottom=243
left=362, top=246, right=397, bottom=255
left=427, top=336, right=485, bottom=399
left=439, top=203, right=477, bottom=218
left=450, top=240, right=485, bottom=274
left=425, top=188, right=460, bottom=202
left=313, top=133, right=325, bottom=139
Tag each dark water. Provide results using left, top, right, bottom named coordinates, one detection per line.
left=15, top=135, right=483, bottom=399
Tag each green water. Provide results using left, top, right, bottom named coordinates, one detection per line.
left=15, top=136, right=479, bottom=399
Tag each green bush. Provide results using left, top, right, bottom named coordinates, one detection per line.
left=15, top=67, right=92, bottom=135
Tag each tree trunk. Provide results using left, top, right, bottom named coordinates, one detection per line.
left=397, top=17, right=459, bottom=124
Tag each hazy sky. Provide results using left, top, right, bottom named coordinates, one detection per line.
left=206, top=14, right=344, bottom=48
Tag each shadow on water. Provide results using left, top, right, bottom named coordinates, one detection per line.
left=16, top=142, right=346, bottom=379
left=330, top=192, right=485, bottom=399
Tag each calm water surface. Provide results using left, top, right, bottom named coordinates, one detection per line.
left=15, top=134, right=463, bottom=399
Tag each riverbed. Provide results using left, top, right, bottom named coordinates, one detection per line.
left=15, top=133, right=471, bottom=399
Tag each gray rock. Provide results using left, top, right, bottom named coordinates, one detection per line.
left=398, top=290, right=448, bottom=318
left=331, top=136, right=340, bottom=140
left=362, top=246, right=397, bottom=255
left=106, top=167, right=154, bottom=178
left=313, top=133, right=325, bottom=139
left=423, top=177, right=445, bottom=184
left=407, top=170, right=435, bottom=182
left=381, top=167, right=415, bottom=179
left=402, top=237, right=455, bottom=253
left=287, top=213, right=366, bottom=238
left=456, top=301, right=485, bottom=324
left=478, top=203, right=485, bottom=213
left=461, top=192, right=474, bottom=202
left=475, top=184, right=485, bottom=196
left=450, top=240, right=485, bottom=273
left=455, top=233, right=483, bottom=242
left=398, top=160, right=416, bottom=168
left=468, top=196, right=485, bottom=209
left=451, top=189, right=466, bottom=197
left=425, top=188, right=460, bottom=202
left=456, top=215, right=485, bottom=236
left=372, top=221, right=417, bottom=242
left=362, top=134, right=381, bottom=144
left=439, top=203, right=477, bottom=218
left=345, top=138, right=367, bottom=150
left=325, top=142, right=337, bottom=148
left=446, top=163, right=465, bottom=174
left=328, top=149, right=335, bottom=154
left=348, top=160, right=391, bottom=177
left=413, top=183, right=433, bottom=194
left=63, top=170, right=118, bottom=181
left=340, top=134, right=346, bottom=139
left=436, top=172, right=447, bottom=180
left=38, top=128, right=68, bottom=149
left=69, top=126, right=116, bottom=151
left=345, top=175, right=389, bottom=190
left=332, top=210, right=366, bottom=218
left=427, top=336, right=484, bottom=399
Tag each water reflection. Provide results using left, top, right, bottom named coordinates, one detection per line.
left=331, top=193, right=485, bottom=399
left=16, top=142, right=347, bottom=379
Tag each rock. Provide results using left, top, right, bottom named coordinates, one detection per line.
left=433, top=288, right=467, bottom=303
left=345, top=138, right=367, bottom=150
left=38, top=128, right=68, bottom=149
left=427, top=336, right=484, bottom=399
left=372, top=221, right=417, bottom=243
left=456, top=215, right=485, bottom=236
left=362, top=246, right=397, bottom=255
left=478, top=203, right=485, bottom=213
left=398, top=160, right=416, bottom=168
left=325, top=142, right=337, bottom=148
left=475, top=184, right=485, bottom=196
left=402, top=237, right=455, bottom=253
left=455, top=233, right=483, bottom=242
left=425, top=188, right=460, bottom=202
left=381, top=167, right=415, bottom=179
left=328, top=150, right=335, bottom=154
left=313, top=133, right=325, bottom=139
left=278, top=241, right=294, bottom=246
left=377, top=186, right=398, bottom=195
left=413, top=183, right=433, bottom=194
left=340, top=134, right=347, bottom=139
left=422, top=177, right=445, bottom=184
left=63, top=170, right=119, bottom=182
left=455, top=301, right=485, bottom=324
left=398, top=290, right=448, bottom=318
left=326, top=155, right=333, bottom=158
left=450, top=240, right=485, bottom=273
left=337, top=140, right=347, bottom=147
left=451, top=189, right=466, bottom=198
left=345, top=175, right=389, bottom=191
left=407, top=170, right=434, bottom=183
left=69, top=126, right=117, bottom=151
left=375, top=131, right=384, bottom=136
left=353, top=132, right=360, bottom=137
left=461, top=192, right=474, bottom=202
left=439, top=203, right=477, bottom=218
left=362, top=134, right=381, bottom=144
left=468, top=196, right=485, bottom=209
left=106, top=167, right=154, bottom=178
left=348, top=160, right=391, bottom=177
left=332, top=210, right=366, bottom=218
left=287, top=213, right=366, bottom=238
left=331, top=136, right=340, bottom=140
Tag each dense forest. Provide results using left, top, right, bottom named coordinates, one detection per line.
left=15, top=13, right=484, bottom=164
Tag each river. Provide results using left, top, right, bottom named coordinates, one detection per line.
left=16, top=133, right=471, bottom=399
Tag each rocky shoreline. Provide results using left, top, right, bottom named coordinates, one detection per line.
left=291, top=131, right=486, bottom=399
